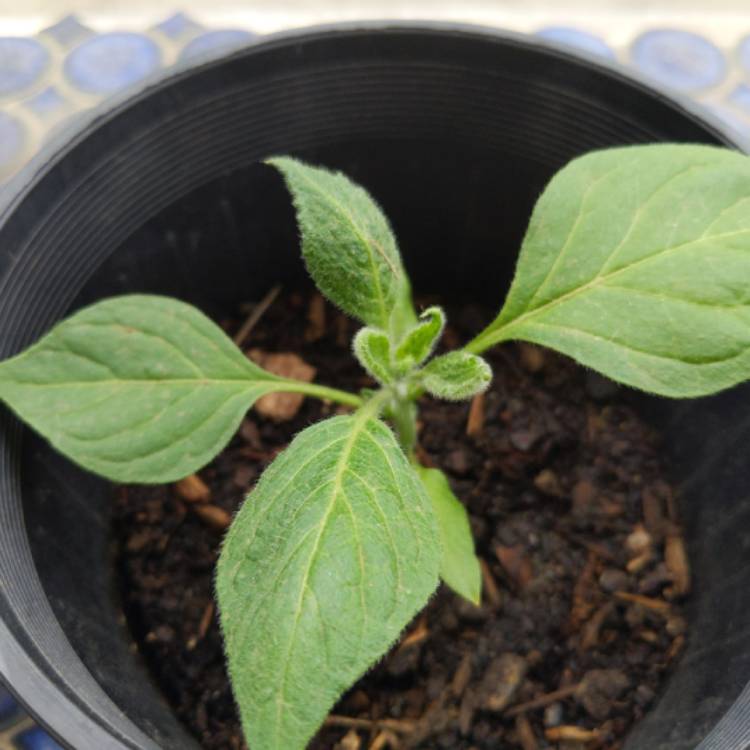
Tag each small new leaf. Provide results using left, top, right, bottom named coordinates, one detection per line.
left=395, top=306, right=446, bottom=368
left=416, top=465, right=481, bottom=605
left=267, top=156, right=409, bottom=330
left=422, top=351, right=492, bottom=401
left=0, top=295, right=287, bottom=483
left=217, top=413, right=440, bottom=750
left=353, top=327, right=393, bottom=384
left=467, top=144, right=750, bottom=397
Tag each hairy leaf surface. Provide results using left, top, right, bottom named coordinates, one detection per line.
left=416, top=465, right=481, bottom=605
left=0, top=295, right=285, bottom=482
left=268, top=157, right=408, bottom=329
left=395, top=306, right=445, bottom=368
left=422, top=351, right=492, bottom=401
left=353, top=327, right=393, bottom=383
left=467, top=144, right=750, bottom=396
left=217, top=413, right=440, bottom=750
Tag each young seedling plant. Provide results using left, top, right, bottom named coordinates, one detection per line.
left=2, top=144, right=750, bottom=749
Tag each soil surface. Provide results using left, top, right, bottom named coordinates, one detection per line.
left=114, top=291, right=690, bottom=750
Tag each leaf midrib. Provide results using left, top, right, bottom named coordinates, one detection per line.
left=292, top=165, right=396, bottom=327
left=480, top=226, right=750, bottom=349
left=0, top=376, right=279, bottom=388
left=272, top=408, right=379, bottom=746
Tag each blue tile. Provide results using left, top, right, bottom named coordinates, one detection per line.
left=737, top=34, right=750, bottom=76
left=0, top=111, right=27, bottom=170
left=42, top=15, right=92, bottom=49
left=0, top=38, right=50, bottom=96
left=63, top=32, right=162, bottom=95
left=631, top=29, right=726, bottom=92
left=13, top=726, right=64, bottom=750
left=727, top=83, right=750, bottom=114
left=536, top=26, right=615, bottom=59
left=179, top=29, right=257, bottom=60
left=154, top=12, right=204, bottom=40
left=23, top=86, right=69, bottom=119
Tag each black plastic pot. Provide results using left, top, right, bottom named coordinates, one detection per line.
left=1, top=22, right=749, bottom=750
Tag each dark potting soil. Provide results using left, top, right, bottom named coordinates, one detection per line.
left=113, top=291, right=690, bottom=750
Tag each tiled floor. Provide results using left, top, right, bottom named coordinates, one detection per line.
left=1, top=5, right=750, bottom=748
left=2, top=10, right=750, bottom=190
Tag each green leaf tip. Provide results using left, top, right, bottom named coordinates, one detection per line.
left=422, top=351, right=492, bottom=401
left=216, top=413, right=440, bottom=750
left=266, top=155, right=411, bottom=331
left=467, top=143, right=750, bottom=398
left=416, top=465, right=482, bottom=605
left=353, top=327, right=393, bottom=384
left=395, top=306, right=446, bottom=370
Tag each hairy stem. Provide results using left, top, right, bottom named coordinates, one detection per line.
left=274, top=380, right=364, bottom=408
left=387, top=388, right=418, bottom=457
left=463, top=325, right=512, bottom=356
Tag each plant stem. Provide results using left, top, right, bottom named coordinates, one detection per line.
left=277, top=377, right=420, bottom=451
left=275, top=380, right=364, bottom=408
left=387, top=383, right=418, bottom=457
left=463, top=324, right=513, bottom=356
left=391, top=400, right=418, bottom=457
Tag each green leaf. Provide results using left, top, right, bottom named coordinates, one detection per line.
left=353, top=327, right=393, bottom=384
left=216, top=412, right=440, bottom=750
left=467, top=144, right=750, bottom=397
left=0, top=295, right=289, bottom=483
left=415, top=465, right=481, bottom=605
left=421, top=351, right=492, bottom=401
left=395, top=306, right=446, bottom=369
left=267, top=156, right=409, bottom=330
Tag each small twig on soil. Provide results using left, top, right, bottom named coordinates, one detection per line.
left=664, top=530, right=691, bottom=597
left=305, top=293, right=326, bottom=342
left=642, top=485, right=666, bottom=541
left=466, top=393, right=485, bottom=437
left=668, top=634, right=686, bottom=661
left=339, top=729, right=361, bottom=750
left=186, top=601, right=215, bottom=651
left=568, top=549, right=598, bottom=631
left=451, top=653, right=473, bottom=697
left=613, top=591, right=670, bottom=613
left=515, top=713, right=539, bottom=750
left=626, top=551, right=653, bottom=574
left=174, top=473, right=211, bottom=503
left=480, top=559, right=503, bottom=609
left=517, top=342, right=546, bottom=374
left=325, top=716, right=416, bottom=734
left=545, top=725, right=599, bottom=742
left=458, top=690, right=475, bottom=736
left=504, top=684, right=580, bottom=718
left=369, top=730, right=400, bottom=750
left=562, top=532, right=618, bottom=562
left=579, top=602, right=615, bottom=652
left=191, top=503, right=232, bottom=531
left=198, top=601, right=215, bottom=639
left=399, top=618, right=429, bottom=649
left=233, top=284, right=281, bottom=346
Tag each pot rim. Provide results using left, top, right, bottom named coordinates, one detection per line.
left=1, top=18, right=744, bottom=221
left=0, top=19, right=745, bottom=750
